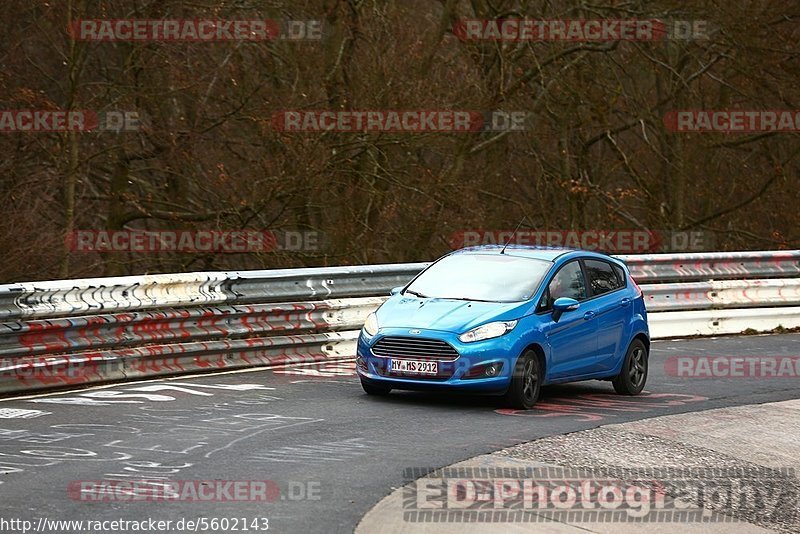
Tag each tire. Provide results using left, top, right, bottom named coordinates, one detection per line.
left=612, top=339, right=648, bottom=395
left=504, top=350, right=541, bottom=409
left=361, top=379, right=392, bottom=396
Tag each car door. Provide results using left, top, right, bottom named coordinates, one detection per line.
left=583, top=259, right=629, bottom=372
left=539, top=260, right=599, bottom=380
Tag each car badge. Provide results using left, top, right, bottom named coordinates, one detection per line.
left=409, top=329, right=421, bottom=335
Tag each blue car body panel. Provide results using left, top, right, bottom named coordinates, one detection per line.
left=357, top=246, right=649, bottom=394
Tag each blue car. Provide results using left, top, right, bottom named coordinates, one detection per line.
left=356, top=245, right=650, bottom=409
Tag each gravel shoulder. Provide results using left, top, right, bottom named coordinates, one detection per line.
left=357, top=399, right=800, bottom=534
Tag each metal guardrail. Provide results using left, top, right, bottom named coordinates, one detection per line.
left=0, top=298, right=382, bottom=359
left=648, top=306, right=800, bottom=339
left=1, top=250, right=798, bottom=395
left=641, top=278, right=800, bottom=312
left=619, top=250, right=800, bottom=283
left=0, top=264, right=427, bottom=320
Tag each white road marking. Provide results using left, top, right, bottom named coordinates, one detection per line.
left=0, top=408, right=51, bottom=419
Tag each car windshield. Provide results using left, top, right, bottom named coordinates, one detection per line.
left=404, top=253, right=552, bottom=302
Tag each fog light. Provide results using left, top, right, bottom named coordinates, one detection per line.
left=356, top=355, right=368, bottom=372
left=464, top=362, right=503, bottom=379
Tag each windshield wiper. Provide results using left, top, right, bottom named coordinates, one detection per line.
left=441, top=297, right=496, bottom=303
left=403, top=292, right=496, bottom=302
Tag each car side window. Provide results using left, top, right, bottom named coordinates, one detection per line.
left=612, top=264, right=627, bottom=288
left=585, top=260, right=623, bottom=296
left=539, top=261, right=587, bottom=311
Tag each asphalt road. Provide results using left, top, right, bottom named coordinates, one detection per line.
left=0, top=333, right=798, bottom=534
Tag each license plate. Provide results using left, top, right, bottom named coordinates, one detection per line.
left=389, top=359, right=438, bottom=375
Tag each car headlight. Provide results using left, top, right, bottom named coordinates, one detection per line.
left=458, top=321, right=518, bottom=343
left=363, top=312, right=379, bottom=337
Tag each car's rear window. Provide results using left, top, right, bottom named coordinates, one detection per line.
left=404, top=254, right=551, bottom=302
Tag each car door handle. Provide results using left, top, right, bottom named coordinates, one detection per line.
left=583, top=311, right=596, bottom=321
left=620, top=298, right=631, bottom=307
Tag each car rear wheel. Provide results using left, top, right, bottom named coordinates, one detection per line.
left=504, top=350, right=541, bottom=409
left=612, top=339, right=648, bottom=395
left=361, top=379, right=392, bottom=396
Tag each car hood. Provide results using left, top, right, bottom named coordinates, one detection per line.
left=376, top=295, right=531, bottom=334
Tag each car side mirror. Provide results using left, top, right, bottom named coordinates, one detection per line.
left=552, top=297, right=580, bottom=322
left=390, top=287, right=403, bottom=296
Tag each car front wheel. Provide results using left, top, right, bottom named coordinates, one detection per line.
left=504, top=350, right=541, bottom=409
left=612, top=339, right=648, bottom=395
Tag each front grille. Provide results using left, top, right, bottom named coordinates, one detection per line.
left=371, top=336, right=460, bottom=361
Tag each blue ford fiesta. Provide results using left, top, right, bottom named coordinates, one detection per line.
left=356, top=245, right=650, bottom=409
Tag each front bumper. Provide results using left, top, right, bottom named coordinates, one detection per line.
left=356, top=327, right=515, bottom=393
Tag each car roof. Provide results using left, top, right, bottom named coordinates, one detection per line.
left=452, top=245, right=618, bottom=263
